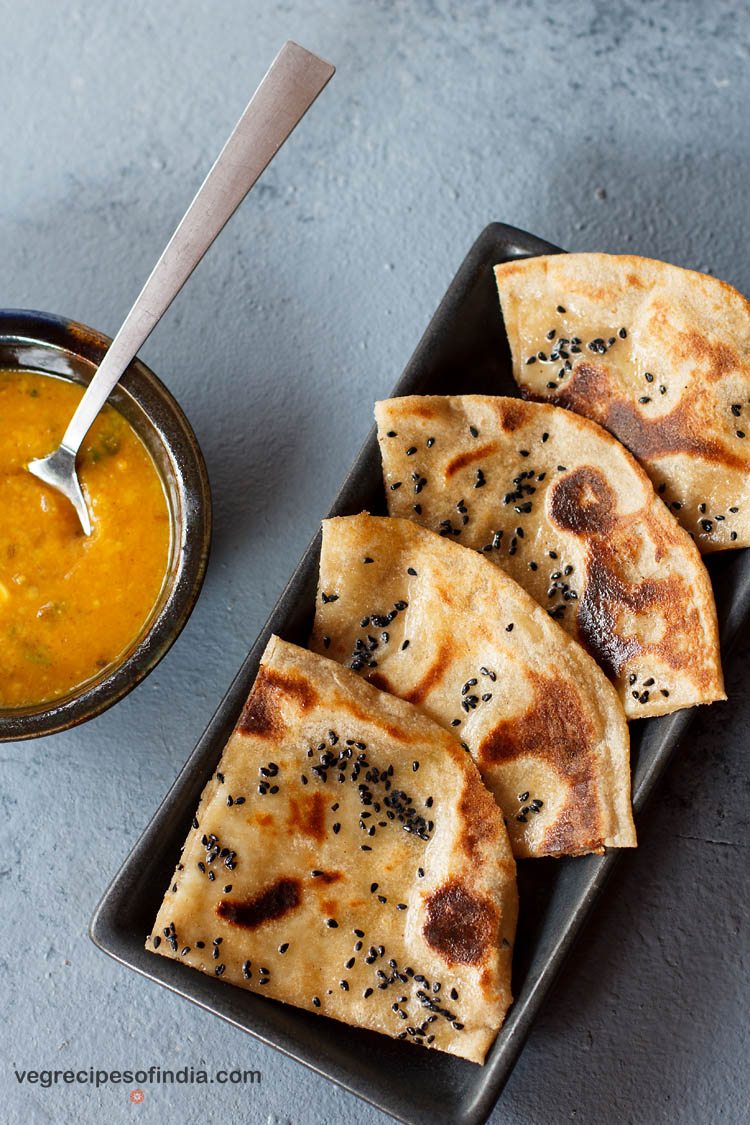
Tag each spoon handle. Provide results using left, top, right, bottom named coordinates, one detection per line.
left=61, top=41, right=334, bottom=454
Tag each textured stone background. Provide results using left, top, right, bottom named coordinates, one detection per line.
left=2, top=1, right=749, bottom=1122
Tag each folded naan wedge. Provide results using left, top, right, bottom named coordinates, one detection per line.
left=310, top=513, right=635, bottom=859
left=148, top=636, right=516, bottom=1064
left=495, top=253, right=750, bottom=552
left=376, top=395, right=725, bottom=720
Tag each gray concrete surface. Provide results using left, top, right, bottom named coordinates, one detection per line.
left=1, top=1, right=748, bottom=1122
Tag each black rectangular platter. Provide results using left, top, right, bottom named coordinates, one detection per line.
left=90, top=223, right=750, bottom=1125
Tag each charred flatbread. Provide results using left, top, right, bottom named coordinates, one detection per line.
left=148, top=636, right=516, bottom=1064
left=376, top=395, right=725, bottom=720
left=495, top=252, right=750, bottom=552
left=311, top=513, right=635, bottom=858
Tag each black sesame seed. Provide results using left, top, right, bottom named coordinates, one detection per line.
left=312, top=995, right=321, bottom=1007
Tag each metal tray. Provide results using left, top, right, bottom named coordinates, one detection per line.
left=90, top=223, right=750, bottom=1125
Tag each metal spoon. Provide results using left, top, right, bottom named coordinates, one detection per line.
left=28, top=41, right=334, bottom=534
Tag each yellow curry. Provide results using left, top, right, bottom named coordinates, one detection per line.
left=0, top=370, right=171, bottom=708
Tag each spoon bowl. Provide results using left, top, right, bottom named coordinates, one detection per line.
left=0, top=309, right=211, bottom=740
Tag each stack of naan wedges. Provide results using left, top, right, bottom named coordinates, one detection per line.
left=150, top=253, right=744, bottom=1065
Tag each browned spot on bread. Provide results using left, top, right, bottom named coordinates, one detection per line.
left=678, top=330, right=739, bottom=381
left=334, top=695, right=414, bottom=742
left=366, top=670, right=392, bottom=693
left=309, top=870, right=342, bottom=885
left=609, top=398, right=746, bottom=470
left=423, top=880, right=497, bottom=966
left=549, top=466, right=618, bottom=536
left=237, top=668, right=280, bottom=736
left=392, top=401, right=438, bottom=420
left=541, top=779, right=605, bottom=856
left=237, top=666, right=318, bottom=736
left=538, top=362, right=610, bottom=428
left=217, top=878, right=301, bottom=929
left=580, top=548, right=711, bottom=684
left=402, top=640, right=452, bottom=705
left=576, top=552, right=643, bottom=677
left=459, top=771, right=497, bottom=861
left=544, top=362, right=746, bottom=471
left=444, top=442, right=497, bottom=478
left=497, top=399, right=527, bottom=431
left=479, top=673, right=596, bottom=779
left=286, top=792, right=326, bottom=843
left=478, top=673, right=603, bottom=855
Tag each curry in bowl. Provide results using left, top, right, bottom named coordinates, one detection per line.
left=0, top=369, right=171, bottom=708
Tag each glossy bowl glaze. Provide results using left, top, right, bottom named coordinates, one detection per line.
left=0, top=309, right=212, bottom=740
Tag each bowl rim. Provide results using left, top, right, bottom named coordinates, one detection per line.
left=0, top=308, right=212, bottom=740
